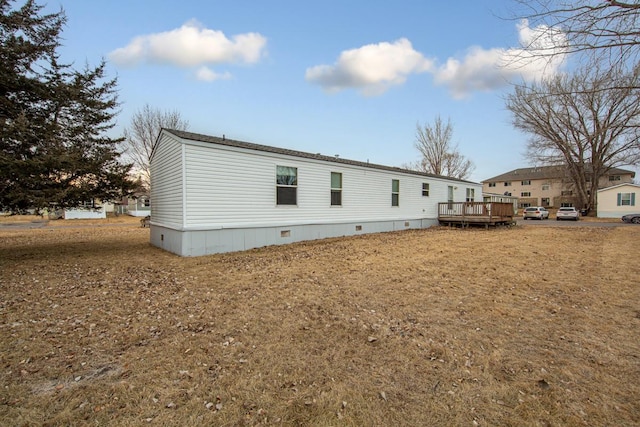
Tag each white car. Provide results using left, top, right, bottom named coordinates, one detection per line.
left=556, top=207, right=579, bottom=221
left=523, top=206, right=549, bottom=220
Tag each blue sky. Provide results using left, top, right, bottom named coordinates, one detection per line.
left=44, top=0, right=571, bottom=182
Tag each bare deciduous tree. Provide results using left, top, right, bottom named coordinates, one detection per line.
left=122, top=104, right=189, bottom=189
left=506, top=65, right=640, bottom=211
left=405, top=116, right=475, bottom=180
left=513, top=0, right=640, bottom=71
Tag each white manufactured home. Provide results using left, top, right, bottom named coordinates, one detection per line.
left=150, top=129, right=482, bottom=256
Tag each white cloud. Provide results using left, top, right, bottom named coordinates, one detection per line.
left=305, top=38, right=434, bottom=96
left=109, top=20, right=267, bottom=68
left=433, top=20, right=568, bottom=99
left=306, top=21, right=567, bottom=99
left=195, top=66, right=232, bottom=82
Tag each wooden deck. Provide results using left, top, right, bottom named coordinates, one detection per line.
left=438, top=202, right=515, bottom=228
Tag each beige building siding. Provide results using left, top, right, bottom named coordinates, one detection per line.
left=482, top=166, right=635, bottom=209
left=596, top=183, right=640, bottom=218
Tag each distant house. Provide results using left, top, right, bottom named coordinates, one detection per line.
left=596, top=183, right=640, bottom=218
left=50, top=199, right=106, bottom=219
left=482, top=165, right=635, bottom=209
left=126, top=195, right=151, bottom=217
left=149, top=129, right=482, bottom=256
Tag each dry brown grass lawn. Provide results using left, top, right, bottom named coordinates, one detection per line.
left=1, top=222, right=639, bottom=426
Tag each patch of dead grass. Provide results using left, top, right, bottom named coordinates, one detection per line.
left=0, top=224, right=639, bottom=425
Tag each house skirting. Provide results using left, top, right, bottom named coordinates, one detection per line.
left=150, top=218, right=438, bottom=257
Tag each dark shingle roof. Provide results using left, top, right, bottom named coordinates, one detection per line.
left=482, top=165, right=635, bottom=183
left=164, top=129, right=478, bottom=184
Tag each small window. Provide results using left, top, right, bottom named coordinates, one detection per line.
left=541, top=184, right=550, bottom=191
left=466, top=188, right=475, bottom=202
left=504, top=181, right=511, bottom=186
left=331, top=172, right=342, bottom=206
left=560, top=202, right=574, bottom=207
left=391, top=179, right=399, bottom=206
left=609, top=175, right=621, bottom=181
left=422, top=182, right=430, bottom=197
left=488, top=182, right=496, bottom=188
left=618, top=192, right=636, bottom=206
left=521, top=191, right=531, bottom=197
left=276, top=166, right=297, bottom=205
left=521, top=180, right=531, bottom=185
left=520, top=202, right=531, bottom=208
left=561, top=190, right=573, bottom=196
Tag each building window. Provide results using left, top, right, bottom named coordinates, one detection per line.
left=561, top=190, right=573, bottom=196
left=391, top=179, right=399, bottom=206
left=141, top=197, right=150, bottom=207
left=541, top=184, right=550, bottom=191
left=520, top=202, right=531, bottom=208
left=466, top=188, right=475, bottom=202
left=609, top=175, right=621, bottom=181
left=331, top=172, right=342, bottom=206
left=618, top=192, right=636, bottom=206
left=422, top=182, right=430, bottom=197
left=521, top=180, right=531, bottom=185
left=541, top=197, right=550, bottom=206
left=276, top=166, right=297, bottom=205
left=504, top=181, right=511, bottom=186
left=488, top=182, right=496, bottom=188
left=561, top=202, right=574, bottom=207
left=521, top=192, right=531, bottom=197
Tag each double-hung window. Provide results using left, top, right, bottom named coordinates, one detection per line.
left=276, top=166, right=297, bottom=205
left=618, top=192, right=636, bottom=206
left=391, top=179, right=399, bottom=206
left=466, top=188, right=475, bottom=202
left=521, top=191, right=531, bottom=197
left=422, top=183, right=430, bottom=197
left=331, top=172, right=342, bottom=206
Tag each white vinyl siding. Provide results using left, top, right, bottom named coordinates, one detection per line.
left=177, top=141, right=473, bottom=229
left=150, top=133, right=184, bottom=228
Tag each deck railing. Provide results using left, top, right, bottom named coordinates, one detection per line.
left=438, top=202, right=514, bottom=219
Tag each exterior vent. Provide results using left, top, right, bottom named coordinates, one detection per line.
left=280, top=230, right=291, bottom=238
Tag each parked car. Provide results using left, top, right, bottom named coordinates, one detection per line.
left=556, top=207, right=579, bottom=221
left=621, top=213, right=640, bottom=224
left=523, top=206, right=549, bottom=220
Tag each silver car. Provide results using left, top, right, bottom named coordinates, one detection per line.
left=556, top=207, right=579, bottom=221
left=523, top=206, right=549, bottom=220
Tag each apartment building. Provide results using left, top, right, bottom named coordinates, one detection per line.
left=482, top=165, right=635, bottom=209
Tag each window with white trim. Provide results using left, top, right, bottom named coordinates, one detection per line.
left=276, top=166, right=297, bottom=205
left=331, top=172, right=342, bottom=206
left=521, top=180, right=531, bottom=185
left=422, top=182, right=430, bottom=197
left=466, top=188, right=475, bottom=202
left=521, top=191, right=531, bottom=197
left=391, top=179, right=399, bottom=206
left=618, top=192, right=636, bottom=206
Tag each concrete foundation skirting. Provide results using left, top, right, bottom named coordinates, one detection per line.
left=150, top=219, right=438, bottom=256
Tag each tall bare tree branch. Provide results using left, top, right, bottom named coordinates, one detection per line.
left=122, top=104, right=188, bottom=189
left=506, top=65, right=640, bottom=211
left=405, top=116, right=475, bottom=180
left=511, top=0, right=640, bottom=73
